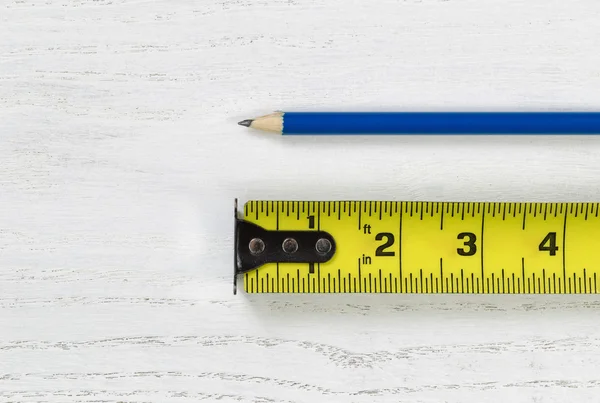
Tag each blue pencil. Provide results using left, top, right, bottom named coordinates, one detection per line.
left=238, top=111, right=600, bottom=135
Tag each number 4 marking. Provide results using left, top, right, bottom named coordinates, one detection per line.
left=539, top=232, right=558, bottom=255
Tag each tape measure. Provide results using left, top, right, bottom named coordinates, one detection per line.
left=233, top=199, right=600, bottom=294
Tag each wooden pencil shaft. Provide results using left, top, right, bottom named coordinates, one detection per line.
left=239, top=111, right=600, bottom=135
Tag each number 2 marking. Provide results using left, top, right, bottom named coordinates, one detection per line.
left=375, top=232, right=395, bottom=256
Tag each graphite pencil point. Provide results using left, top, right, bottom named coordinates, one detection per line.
left=238, top=119, right=253, bottom=127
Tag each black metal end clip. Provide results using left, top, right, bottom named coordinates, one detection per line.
left=233, top=199, right=336, bottom=294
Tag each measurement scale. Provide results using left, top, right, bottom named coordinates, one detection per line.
left=233, top=199, right=600, bottom=294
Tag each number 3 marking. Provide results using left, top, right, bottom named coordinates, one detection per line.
left=457, top=232, right=477, bottom=256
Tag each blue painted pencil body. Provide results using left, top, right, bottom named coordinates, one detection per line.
left=281, top=112, right=600, bottom=134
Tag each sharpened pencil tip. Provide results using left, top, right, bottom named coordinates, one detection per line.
left=238, top=119, right=253, bottom=127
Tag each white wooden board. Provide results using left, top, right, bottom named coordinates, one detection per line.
left=2, top=0, right=600, bottom=401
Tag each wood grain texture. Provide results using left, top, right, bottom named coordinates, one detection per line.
left=2, top=0, right=600, bottom=401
